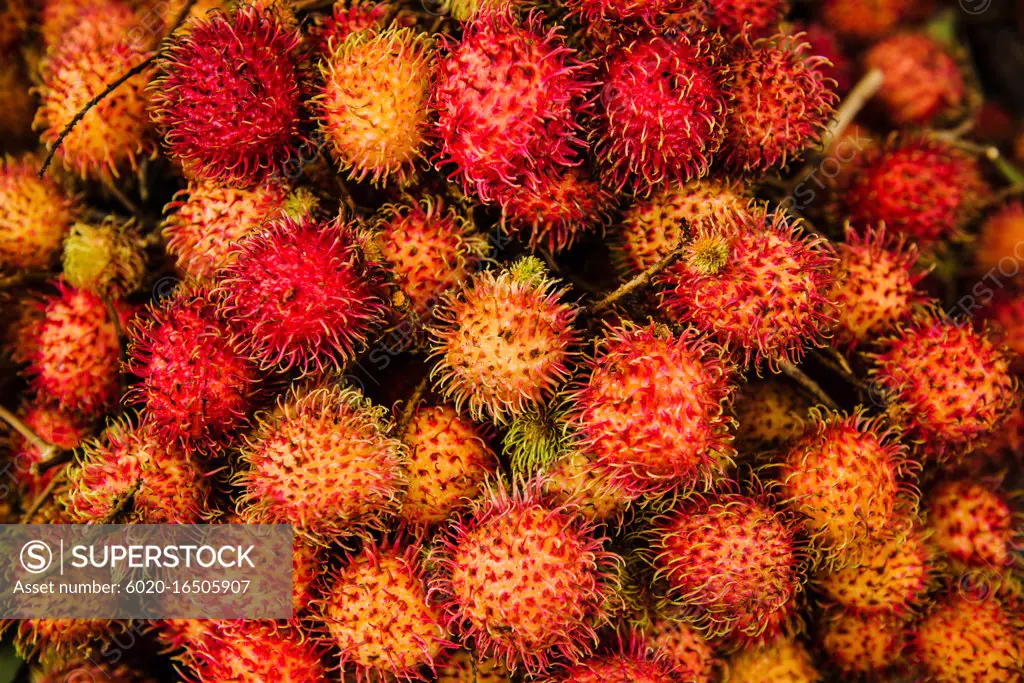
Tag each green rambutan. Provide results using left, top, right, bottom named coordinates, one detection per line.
left=318, top=27, right=432, bottom=185
left=63, top=218, right=145, bottom=299
left=160, top=180, right=290, bottom=282
left=235, top=383, right=406, bottom=543
left=399, top=403, right=498, bottom=526
left=428, top=257, right=580, bottom=423
left=563, top=322, right=736, bottom=497
left=0, top=154, right=79, bottom=272
left=318, top=537, right=453, bottom=680
left=428, top=480, right=618, bottom=672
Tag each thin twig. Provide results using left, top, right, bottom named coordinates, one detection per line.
left=779, top=360, right=839, bottom=410
left=35, top=449, right=75, bottom=475
left=102, top=295, right=127, bottom=394
left=101, top=177, right=142, bottom=219
left=539, top=246, right=602, bottom=295
left=38, top=0, right=197, bottom=177
left=811, top=348, right=869, bottom=390
left=101, top=479, right=142, bottom=524
left=0, top=405, right=56, bottom=460
left=819, top=68, right=885, bottom=153
left=591, top=242, right=686, bottom=312
left=20, top=469, right=67, bottom=524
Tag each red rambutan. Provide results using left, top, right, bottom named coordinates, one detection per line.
left=431, top=9, right=593, bottom=203
left=149, top=6, right=305, bottom=187
left=35, top=4, right=156, bottom=180
left=185, top=621, right=326, bottom=682
left=704, top=0, right=788, bottom=38
left=399, top=403, right=498, bottom=526
left=821, top=0, right=931, bottom=42
left=308, top=0, right=389, bottom=55
left=235, top=383, right=406, bottom=543
left=982, top=290, right=1024, bottom=367
left=318, top=537, right=453, bottom=680
left=318, top=27, right=432, bottom=185
left=125, top=288, right=261, bottom=453
left=1, top=400, right=90, bottom=499
left=658, top=207, right=837, bottom=369
left=216, top=215, right=390, bottom=375
left=721, top=33, right=837, bottom=173
left=428, top=257, right=580, bottom=423
left=594, top=34, right=727, bottom=195
left=563, top=322, right=736, bottom=497
left=868, top=308, right=1018, bottom=459
left=925, top=479, right=1019, bottom=572
left=0, top=154, right=79, bottom=272
left=541, top=451, right=638, bottom=522
left=30, top=655, right=154, bottom=683
left=975, top=200, right=1024, bottom=283
left=26, top=283, right=130, bottom=418
left=643, top=616, right=716, bottom=683
left=865, top=32, right=967, bottom=127
left=649, top=488, right=804, bottom=641
left=538, top=638, right=677, bottom=683
left=161, top=180, right=290, bottom=282
left=428, top=481, right=618, bottom=672
left=793, top=22, right=853, bottom=94
left=832, top=136, right=988, bottom=248
left=613, top=177, right=751, bottom=274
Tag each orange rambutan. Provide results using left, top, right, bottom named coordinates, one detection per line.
left=0, top=154, right=79, bottom=272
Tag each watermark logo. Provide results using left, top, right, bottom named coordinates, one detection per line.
left=960, top=0, right=993, bottom=14
left=20, top=541, right=53, bottom=574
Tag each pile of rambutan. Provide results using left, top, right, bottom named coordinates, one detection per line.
left=2, top=0, right=1024, bottom=681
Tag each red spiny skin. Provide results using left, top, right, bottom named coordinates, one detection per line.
left=26, top=283, right=131, bottom=418
left=658, top=208, right=837, bottom=370
left=307, top=0, right=389, bottom=56
left=704, top=0, right=788, bottom=38
left=317, top=538, right=454, bottom=681
left=564, top=323, right=736, bottom=498
left=566, top=0, right=680, bottom=28
left=149, top=6, right=306, bottom=188
left=830, top=226, right=925, bottom=348
left=431, top=9, right=594, bottom=203
left=795, top=22, right=854, bottom=94
left=834, top=136, right=988, bottom=247
left=644, top=617, right=716, bottom=683
left=822, top=0, right=933, bottom=43
left=869, top=309, right=1018, bottom=459
left=497, top=167, right=615, bottom=253
left=65, top=419, right=209, bottom=524
left=428, top=483, right=618, bottom=673
left=234, top=383, right=406, bottom=543
left=983, top=291, right=1024, bottom=370
left=650, top=491, right=804, bottom=641
left=539, top=638, right=677, bottom=683
left=31, top=657, right=153, bottom=683
left=722, top=33, right=837, bottom=173
left=3, top=401, right=90, bottom=499
left=125, top=288, right=261, bottom=454
left=864, top=32, right=966, bottom=127
left=926, top=480, right=1017, bottom=571
left=216, top=216, right=390, bottom=375
left=595, top=35, right=727, bottom=195
left=184, top=621, right=327, bottom=682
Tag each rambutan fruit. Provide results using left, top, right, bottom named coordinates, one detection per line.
left=832, top=136, right=988, bottom=247
left=868, top=308, right=1018, bottom=459
left=613, top=178, right=751, bottom=275
left=0, top=0, right=29, bottom=52
left=721, top=33, right=837, bottom=173
left=793, top=22, right=853, bottom=94
left=821, top=0, right=929, bottom=42
left=594, top=34, right=727, bottom=195
left=658, top=208, right=837, bottom=370
left=723, top=638, right=821, bottom=683
left=399, top=403, right=497, bottom=526
left=982, top=291, right=1024, bottom=367
left=30, top=655, right=155, bottom=683
left=818, top=608, right=907, bottom=678
left=1, top=291, right=43, bottom=365
left=865, top=32, right=968, bottom=127
left=436, top=650, right=511, bottom=682
left=975, top=200, right=1024, bottom=283
left=64, top=418, right=209, bottom=523
left=318, top=537, right=453, bottom=680
left=538, top=638, right=677, bottom=683
left=160, top=180, right=289, bottom=282
left=63, top=218, right=145, bottom=299
left=648, top=489, right=804, bottom=641
left=308, top=0, right=389, bottom=55
left=428, top=257, right=580, bottom=423
left=370, top=195, right=488, bottom=329
left=643, top=616, right=716, bottom=683
left=431, top=9, right=593, bottom=203
left=149, top=6, right=305, bottom=187
left=35, top=4, right=155, bottom=180
left=0, top=60, right=35, bottom=143
left=216, top=215, right=391, bottom=375
left=925, top=479, right=1019, bottom=572
left=911, top=591, right=1022, bottom=683
left=776, top=409, right=917, bottom=566
left=2, top=400, right=90, bottom=499
left=565, top=0, right=684, bottom=29
left=704, top=0, right=787, bottom=38
left=11, top=618, right=128, bottom=661
left=497, top=167, right=614, bottom=253
left=318, top=27, right=432, bottom=185
left=814, top=529, right=933, bottom=614
left=0, top=154, right=79, bottom=272
left=563, top=322, right=735, bottom=497
left=428, top=481, right=618, bottom=672
left=542, top=451, right=638, bottom=522
left=235, top=383, right=406, bottom=543
left=39, top=0, right=122, bottom=50
left=830, top=226, right=925, bottom=348
left=26, top=283, right=129, bottom=418
left=731, top=378, right=812, bottom=451
left=185, top=621, right=326, bottom=682
left=125, top=287, right=261, bottom=452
